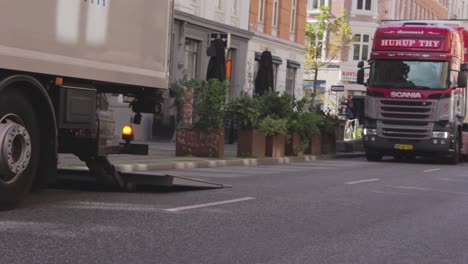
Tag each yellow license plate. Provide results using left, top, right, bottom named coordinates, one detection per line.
left=395, top=144, right=414, bottom=150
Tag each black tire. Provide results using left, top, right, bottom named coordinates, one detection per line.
left=447, top=134, right=460, bottom=165
left=0, top=89, right=39, bottom=210
left=366, top=151, right=382, bottom=162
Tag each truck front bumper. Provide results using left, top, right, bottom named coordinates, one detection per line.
left=363, top=136, right=454, bottom=156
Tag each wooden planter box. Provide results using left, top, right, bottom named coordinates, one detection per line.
left=285, top=132, right=303, bottom=156
left=237, top=129, right=266, bottom=158
left=306, top=135, right=322, bottom=155
left=265, top=134, right=286, bottom=158
left=176, top=127, right=224, bottom=158
left=321, top=130, right=336, bottom=154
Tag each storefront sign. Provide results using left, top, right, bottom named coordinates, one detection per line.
left=340, top=71, right=369, bottom=82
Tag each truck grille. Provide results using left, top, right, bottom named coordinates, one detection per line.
left=376, top=98, right=436, bottom=140
left=381, top=113, right=431, bottom=119
left=381, top=107, right=431, bottom=113
left=380, top=100, right=433, bottom=107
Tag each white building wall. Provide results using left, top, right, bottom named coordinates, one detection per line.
left=452, top=0, right=468, bottom=19
left=175, top=0, right=249, bottom=30
left=246, top=34, right=306, bottom=98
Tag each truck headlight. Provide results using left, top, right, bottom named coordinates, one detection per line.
left=432, top=131, right=449, bottom=139
left=363, top=128, right=377, bottom=135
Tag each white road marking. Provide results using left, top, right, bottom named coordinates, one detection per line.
left=435, top=177, right=468, bottom=183
left=165, top=197, right=256, bottom=212
left=393, top=186, right=468, bottom=196
left=395, top=186, right=428, bottom=191
left=424, top=168, right=441, bottom=173
left=346, top=179, right=380, bottom=185
left=372, top=190, right=415, bottom=196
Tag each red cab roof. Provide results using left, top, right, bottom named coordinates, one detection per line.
left=373, top=24, right=459, bottom=55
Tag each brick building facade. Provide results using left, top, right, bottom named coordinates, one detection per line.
left=246, top=0, right=307, bottom=98
left=307, top=0, right=450, bottom=113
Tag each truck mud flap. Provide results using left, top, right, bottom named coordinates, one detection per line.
left=56, top=168, right=228, bottom=191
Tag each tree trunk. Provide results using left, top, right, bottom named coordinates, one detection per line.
left=311, top=67, right=319, bottom=106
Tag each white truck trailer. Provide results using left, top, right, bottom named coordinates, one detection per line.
left=0, top=0, right=176, bottom=209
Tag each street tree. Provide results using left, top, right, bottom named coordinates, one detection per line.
left=305, top=6, right=352, bottom=105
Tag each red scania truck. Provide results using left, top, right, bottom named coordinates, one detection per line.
left=357, top=22, right=468, bottom=164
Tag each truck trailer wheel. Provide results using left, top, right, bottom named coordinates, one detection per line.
left=365, top=151, right=382, bottom=162
left=0, top=90, right=39, bottom=209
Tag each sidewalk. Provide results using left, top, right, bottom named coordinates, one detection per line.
left=58, top=141, right=365, bottom=173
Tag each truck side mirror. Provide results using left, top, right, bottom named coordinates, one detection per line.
left=357, top=68, right=365, bottom=85
left=458, top=71, right=468, bottom=87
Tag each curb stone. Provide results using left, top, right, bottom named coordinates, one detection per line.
left=108, top=153, right=365, bottom=173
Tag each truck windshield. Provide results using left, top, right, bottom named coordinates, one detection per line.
left=370, top=60, right=450, bottom=89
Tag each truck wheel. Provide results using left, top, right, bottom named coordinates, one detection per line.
left=366, top=151, right=382, bottom=162
left=0, top=90, right=39, bottom=210
left=447, top=135, right=460, bottom=165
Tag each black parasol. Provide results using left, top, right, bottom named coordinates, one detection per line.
left=255, top=50, right=274, bottom=96
left=206, top=38, right=226, bottom=81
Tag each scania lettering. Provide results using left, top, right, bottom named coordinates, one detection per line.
left=357, top=21, right=468, bottom=164
left=390, top=92, right=422, bottom=98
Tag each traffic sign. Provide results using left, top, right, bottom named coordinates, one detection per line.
left=331, top=85, right=344, bottom=92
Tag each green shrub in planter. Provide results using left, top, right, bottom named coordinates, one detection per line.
left=170, top=82, right=186, bottom=125
left=258, top=116, right=288, bottom=136
left=258, top=91, right=294, bottom=119
left=175, top=79, right=228, bottom=158
left=226, top=92, right=261, bottom=129
left=290, top=111, right=323, bottom=154
left=191, top=79, right=229, bottom=130
left=259, top=116, right=288, bottom=157
left=297, top=111, right=322, bottom=138
left=318, top=111, right=340, bottom=134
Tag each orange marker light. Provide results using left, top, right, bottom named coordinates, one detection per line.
left=122, top=125, right=134, bottom=143
left=122, top=125, right=133, bottom=136
left=55, top=77, right=64, bottom=86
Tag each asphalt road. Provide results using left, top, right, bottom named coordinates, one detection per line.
left=2, top=157, right=468, bottom=264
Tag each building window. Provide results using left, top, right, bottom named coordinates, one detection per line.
left=258, top=0, right=265, bottom=23
left=352, top=0, right=376, bottom=15
left=286, top=67, right=297, bottom=97
left=215, top=0, right=223, bottom=11
left=352, top=34, right=370, bottom=61
left=308, top=0, right=327, bottom=11
left=290, top=0, right=297, bottom=33
left=184, top=39, right=200, bottom=80
left=357, top=0, right=371, bottom=11
left=272, top=0, right=279, bottom=28
left=232, top=0, right=239, bottom=16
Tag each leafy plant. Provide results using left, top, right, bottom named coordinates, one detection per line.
left=293, top=139, right=310, bottom=155
left=191, top=79, right=229, bottom=130
left=170, top=82, right=186, bottom=124
left=297, top=111, right=322, bottom=138
left=226, top=92, right=261, bottom=129
left=318, top=111, right=339, bottom=134
left=305, top=6, right=352, bottom=105
left=258, top=91, right=294, bottom=119
left=258, top=116, right=288, bottom=136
